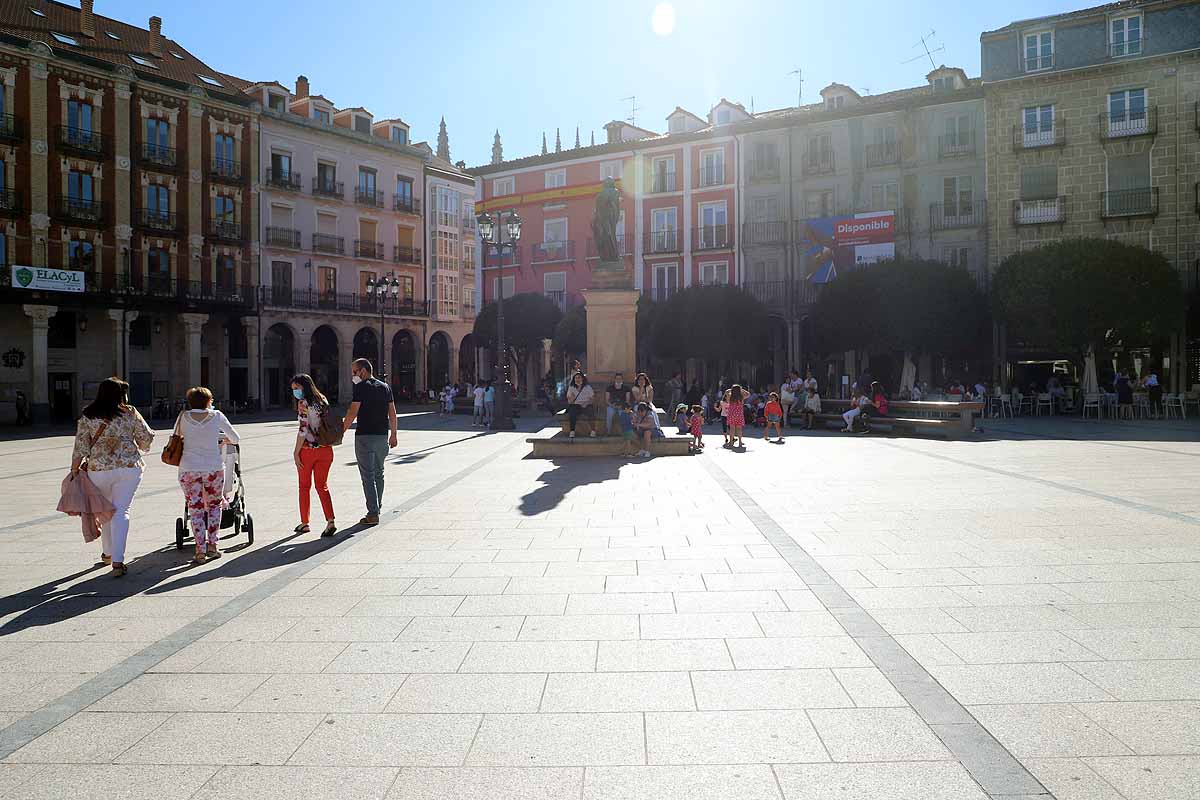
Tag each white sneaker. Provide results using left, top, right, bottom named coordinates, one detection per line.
left=569, top=431, right=575, bottom=439
left=589, top=431, right=597, bottom=438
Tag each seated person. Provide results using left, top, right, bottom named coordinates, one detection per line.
left=674, top=403, right=689, bottom=435
left=801, top=386, right=822, bottom=430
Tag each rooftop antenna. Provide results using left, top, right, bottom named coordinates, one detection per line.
left=786, top=68, right=803, bottom=107
left=902, top=30, right=945, bottom=69
left=619, top=95, right=640, bottom=127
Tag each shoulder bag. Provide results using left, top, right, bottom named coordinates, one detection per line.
left=161, top=414, right=184, bottom=466
left=315, top=404, right=345, bottom=447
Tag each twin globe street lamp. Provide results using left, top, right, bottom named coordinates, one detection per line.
left=364, top=272, right=400, bottom=380
left=475, top=209, right=522, bottom=430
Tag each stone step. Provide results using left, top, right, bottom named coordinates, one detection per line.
left=528, top=431, right=692, bottom=458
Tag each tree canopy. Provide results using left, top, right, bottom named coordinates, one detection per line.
left=648, top=285, right=769, bottom=363
left=991, top=237, right=1183, bottom=355
left=552, top=304, right=586, bottom=356
left=810, top=258, right=989, bottom=356
left=472, top=292, right=563, bottom=355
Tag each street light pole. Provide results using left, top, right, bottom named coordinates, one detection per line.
left=476, top=209, right=522, bottom=431
left=366, top=273, right=399, bottom=380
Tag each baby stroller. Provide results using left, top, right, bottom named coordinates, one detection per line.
left=174, top=443, right=254, bottom=549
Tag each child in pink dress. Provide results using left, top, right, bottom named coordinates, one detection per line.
left=688, top=404, right=705, bottom=451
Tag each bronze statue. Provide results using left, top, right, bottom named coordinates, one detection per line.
left=591, top=177, right=621, bottom=262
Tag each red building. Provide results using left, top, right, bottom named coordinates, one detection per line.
left=472, top=101, right=746, bottom=311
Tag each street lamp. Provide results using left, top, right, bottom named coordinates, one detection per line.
left=476, top=208, right=522, bottom=430
left=365, top=272, right=400, bottom=379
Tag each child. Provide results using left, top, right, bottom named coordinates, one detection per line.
left=674, top=403, right=689, bottom=435
left=764, top=392, right=784, bottom=442
left=726, top=384, right=747, bottom=449
left=801, top=385, right=822, bottom=430
left=616, top=401, right=637, bottom=456
left=688, top=404, right=705, bottom=451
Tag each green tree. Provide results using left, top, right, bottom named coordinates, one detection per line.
left=810, top=258, right=988, bottom=355
left=473, top=293, right=563, bottom=387
left=649, top=285, right=769, bottom=363
left=991, top=238, right=1183, bottom=356
left=552, top=304, right=586, bottom=356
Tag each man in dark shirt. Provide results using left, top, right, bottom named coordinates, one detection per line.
left=605, top=372, right=630, bottom=435
left=342, top=358, right=398, bottom=525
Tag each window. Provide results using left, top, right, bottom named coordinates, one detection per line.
left=317, top=162, right=337, bottom=192
left=651, top=207, right=677, bottom=252
left=67, top=99, right=93, bottom=133
left=462, top=285, right=475, bottom=312
left=147, top=247, right=170, bottom=291
left=51, top=32, right=78, bottom=46
left=214, top=133, right=235, bottom=171
left=359, top=270, right=377, bottom=298
left=104, top=31, right=121, bottom=40
left=651, top=156, right=676, bottom=192
left=270, top=151, right=292, bottom=179
left=542, top=218, right=568, bottom=260
left=943, top=115, right=972, bottom=149
left=543, top=272, right=567, bottom=309
left=1023, top=104, right=1056, bottom=146
left=807, top=133, right=833, bottom=170
left=129, top=54, right=158, bottom=69
left=1024, top=31, right=1053, bottom=71
left=395, top=176, right=414, bottom=210
left=391, top=127, right=407, bottom=144
left=1017, top=166, right=1061, bottom=224
left=29, top=7, right=45, bottom=17
left=544, top=169, right=566, bottom=189
left=267, top=93, right=286, bottom=113
left=716, top=109, right=731, bottom=124
left=869, top=182, right=899, bottom=211
left=492, top=275, right=515, bottom=300
left=942, top=246, right=972, bottom=270
left=493, top=176, right=515, bottom=196
left=805, top=190, right=834, bottom=218
left=358, top=167, right=377, bottom=196
left=932, top=76, right=951, bottom=93
left=652, top=262, right=677, bottom=299
left=751, top=196, right=780, bottom=221
left=195, top=74, right=224, bottom=87
left=216, top=255, right=236, bottom=292
left=353, top=116, right=371, bottom=134
left=669, top=117, right=684, bottom=134
left=600, top=160, right=623, bottom=180
left=145, top=184, right=168, bottom=218
left=435, top=186, right=461, bottom=229
left=145, top=118, right=169, bottom=158
left=700, top=261, right=728, bottom=286
left=271, top=261, right=292, bottom=301
left=313, top=108, right=331, bottom=124
left=868, top=125, right=898, bottom=164
left=698, top=202, right=727, bottom=248
left=319, top=266, right=337, bottom=297
left=752, top=141, right=778, bottom=178
left=68, top=239, right=94, bottom=270
left=67, top=169, right=93, bottom=202
left=942, top=176, right=974, bottom=220
left=170, top=52, right=184, bottom=60
left=0, top=231, right=6, bottom=267
left=399, top=275, right=415, bottom=303
left=1111, top=15, right=1142, bottom=57
left=1106, top=151, right=1152, bottom=215
left=47, top=311, right=76, bottom=349
left=214, top=194, right=235, bottom=222
left=700, top=149, right=725, bottom=186
left=1108, top=88, right=1148, bottom=136
left=825, top=95, right=844, bottom=111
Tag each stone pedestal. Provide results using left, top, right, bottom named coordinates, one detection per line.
left=583, top=259, right=637, bottom=389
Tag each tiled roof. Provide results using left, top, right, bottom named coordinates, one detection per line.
left=0, top=1, right=242, bottom=98
left=982, top=0, right=1144, bottom=35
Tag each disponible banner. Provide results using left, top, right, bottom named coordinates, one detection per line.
left=796, top=210, right=895, bottom=283
left=10, top=265, right=85, bottom=293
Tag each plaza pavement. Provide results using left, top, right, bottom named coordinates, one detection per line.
left=0, top=410, right=1198, bottom=799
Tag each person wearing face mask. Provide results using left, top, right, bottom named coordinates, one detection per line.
left=292, top=373, right=337, bottom=537
left=341, top=359, right=398, bottom=525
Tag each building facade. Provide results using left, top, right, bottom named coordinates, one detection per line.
left=982, top=0, right=1200, bottom=390
left=736, top=68, right=987, bottom=380
left=0, top=2, right=257, bottom=423
left=232, top=74, right=435, bottom=406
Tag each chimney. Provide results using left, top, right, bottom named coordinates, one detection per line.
left=148, top=16, right=163, bottom=57
left=295, top=75, right=310, bottom=98
left=80, top=0, right=95, bottom=39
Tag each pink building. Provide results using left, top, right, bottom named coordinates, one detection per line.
left=473, top=100, right=746, bottom=310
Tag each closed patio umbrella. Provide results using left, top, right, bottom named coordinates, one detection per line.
left=900, top=352, right=917, bottom=393
left=1082, top=349, right=1099, bottom=395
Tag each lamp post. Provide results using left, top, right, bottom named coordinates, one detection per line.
left=365, top=272, right=400, bottom=379
left=476, top=209, right=522, bottom=430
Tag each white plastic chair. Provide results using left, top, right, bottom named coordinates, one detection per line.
left=1082, top=393, right=1102, bottom=419
left=1036, top=393, right=1053, bottom=416
left=1164, top=393, right=1186, bottom=419
left=1017, top=392, right=1033, bottom=416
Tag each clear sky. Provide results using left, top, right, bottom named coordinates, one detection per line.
left=96, top=0, right=1098, bottom=167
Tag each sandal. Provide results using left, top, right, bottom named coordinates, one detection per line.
left=192, top=549, right=207, bottom=565
left=294, top=523, right=311, bottom=533
left=205, top=544, right=222, bottom=560
left=321, top=521, right=337, bottom=538
left=111, top=563, right=127, bottom=577
left=100, top=553, right=112, bottom=565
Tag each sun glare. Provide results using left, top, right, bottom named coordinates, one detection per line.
left=651, top=3, right=676, bottom=37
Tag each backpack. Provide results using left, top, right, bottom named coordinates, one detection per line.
left=314, top=404, right=345, bottom=446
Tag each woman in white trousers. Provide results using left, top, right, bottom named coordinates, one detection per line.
left=70, top=377, right=155, bottom=577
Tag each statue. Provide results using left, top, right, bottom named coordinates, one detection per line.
left=591, top=177, right=621, bottom=263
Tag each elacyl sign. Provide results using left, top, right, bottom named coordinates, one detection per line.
left=11, top=265, right=85, bottom=293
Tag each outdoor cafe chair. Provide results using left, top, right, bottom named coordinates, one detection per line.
left=1082, top=393, right=1102, bottom=419
left=1035, top=393, right=1053, bottom=416
left=1163, top=393, right=1186, bottom=420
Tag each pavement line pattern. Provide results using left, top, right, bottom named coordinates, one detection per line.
left=875, top=439, right=1200, bottom=527
left=0, top=434, right=523, bottom=760
left=699, top=456, right=1054, bottom=800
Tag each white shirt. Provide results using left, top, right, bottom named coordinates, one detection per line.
left=177, top=409, right=240, bottom=474
left=473, top=387, right=485, bottom=406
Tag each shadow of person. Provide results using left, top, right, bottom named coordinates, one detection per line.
left=518, top=458, right=623, bottom=517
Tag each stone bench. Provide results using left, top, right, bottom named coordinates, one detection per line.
left=527, top=424, right=692, bottom=458
left=553, top=405, right=669, bottom=437
left=813, top=399, right=984, bottom=439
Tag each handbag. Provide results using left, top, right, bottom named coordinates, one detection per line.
left=315, top=404, right=345, bottom=447
left=161, top=415, right=184, bottom=466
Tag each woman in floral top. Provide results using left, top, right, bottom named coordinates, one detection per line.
left=70, top=377, right=154, bottom=577
left=292, top=373, right=337, bottom=537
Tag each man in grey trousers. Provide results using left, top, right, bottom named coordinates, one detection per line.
left=342, top=358, right=398, bottom=525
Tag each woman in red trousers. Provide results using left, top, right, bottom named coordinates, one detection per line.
left=291, top=374, right=337, bottom=537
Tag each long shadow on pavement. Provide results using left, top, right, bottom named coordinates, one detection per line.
left=518, top=458, right=622, bottom=516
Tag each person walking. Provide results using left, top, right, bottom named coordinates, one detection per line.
left=292, top=374, right=337, bottom=537
left=342, top=359, right=398, bottom=526
left=565, top=371, right=596, bottom=439
left=175, top=386, right=240, bottom=564
left=471, top=382, right=486, bottom=426
left=483, top=381, right=496, bottom=428
left=726, top=384, right=748, bottom=449
left=69, top=377, right=154, bottom=577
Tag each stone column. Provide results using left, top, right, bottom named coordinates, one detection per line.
left=448, top=340, right=459, bottom=385
left=337, top=330, right=354, bottom=405
left=29, top=53, right=49, bottom=257
left=242, top=317, right=260, bottom=404
left=23, top=304, right=56, bottom=422
left=294, top=322, right=311, bottom=378
left=414, top=323, right=427, bottom=398
left=180, top=312, right=208, bottom=388
left=105, top=309, right=138, bottom=379
left=187, top=90, right=205, bottom=284
left=113, top=77, right=133, bottom=249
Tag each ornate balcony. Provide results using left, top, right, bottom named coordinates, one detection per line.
left=1100, top=187, right=1158, bottom=219
left=208, top=218, right=243, bottom=242
left=312, top=233, right=344, bottom=254
left=354, top=239, right=385, bottom=259
left=57, top=125, right=103, bottom=157
left=648, top=171, right=676, bottom=193
left=1101, top=106, right=1157, bottom=140
left=1012, top=196, right=1067, bottom=226
left=802, top=150, right=835, bottom=176
left=313, top=177, right=343, bottom=199
left=210, top=157, right=243, bottom=183
left=55, top=197, right=104, bottom=225
left=138, top=142, right=177, bottom=170
left=393, top=195, right=421, bottom=214
left=265, top=226, right=301, bottom=249
left=393, top=244, right=423, bottom=265
left=265, top=168, right=301, bottom=191
left=135, top=208, right=179, bottom=234
left=864, top=142, right=899, bottom=168
left=742, top=221, right=789, bottom=247
left=354, top=188, right=384, bottom=208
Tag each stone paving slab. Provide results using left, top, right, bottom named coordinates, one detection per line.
left=1, top=414, right=1200, bottom=798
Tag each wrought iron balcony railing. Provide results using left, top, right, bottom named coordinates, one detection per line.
left=748, top=157, right=780, bottom=183
left=530, top=240, right=576, bottom=264
left=929, top=200, right=986, bottom=231
left=56, top=197, right=104, bottom=224
left=265, top=226, right=302, bottom=248
left=938, top=130, right=976, bottom=159
left=696, top=166, right=725, bottom=187
left=393, top=195, right=421, bottom=214
left=354, top=239, right=385, bottom=259
left=1013, top=122, right=1066, bottom=150
left=1101, top=106, right=1157, bottom=139
left=1100, top=187, right=1159, bottom=219
left=0, top=113, right=20, bottom=141
left=210, top=157, right=242, bottom=182
left=802, top=151, right=835, bottom=176
left=265, top=168, right=301, bottom=191
left=58, top=125, right=103, bottom=156
left=692, top=224, right=732, bottom=250
left=648, top=171, right=677, bottom=193
left=742, top=221, right=789, bottom=247
left=1012, top=196, right=1067, bottom=225
left=313, top=177, right=343, bottom=198
left=208, top=218, right=243, bottom=241
left=644, top=229, right=681, bottom=254
left=258, top=286, right=428, bottom=317
left=864, top=142, right=899, bottom=168
left=354, top=188, right=384, bottom=208
left=135, top=208, right=179, bottom=232
left=393, top=244, right=423, bottom=264
left=312, top=233, right=345, bottom=254
left=139, top=142, right=177, bottom=169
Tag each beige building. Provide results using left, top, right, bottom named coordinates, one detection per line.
left=982, top=0, right=1200, bottom=389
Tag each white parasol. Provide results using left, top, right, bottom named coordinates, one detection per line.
left=1081, top=348, right=1099, bottom=396
left=900, top=352, right=917, bottom=393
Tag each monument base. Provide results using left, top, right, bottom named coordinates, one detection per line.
left=582, top=279, right=637, bottom=390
